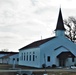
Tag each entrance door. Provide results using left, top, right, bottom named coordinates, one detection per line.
left=59, top=58, right=65, bottom=67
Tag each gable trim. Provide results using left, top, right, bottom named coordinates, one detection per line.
left=54, top=46, right=69, bottom=51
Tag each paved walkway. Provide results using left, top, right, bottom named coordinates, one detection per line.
left=0, top=69, right=75, bottom=72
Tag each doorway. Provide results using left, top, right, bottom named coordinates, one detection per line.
left=59, top=58, right=66, bottom=67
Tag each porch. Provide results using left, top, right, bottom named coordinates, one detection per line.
left=57, top=51, right=75, bottom=67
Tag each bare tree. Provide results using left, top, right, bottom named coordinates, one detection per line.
left=64, top=16, right=76, bottom=43
left=1, top=49, right=9, bottom=52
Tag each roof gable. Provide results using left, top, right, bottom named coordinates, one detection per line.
left=53, top=37, right=76, bottom=56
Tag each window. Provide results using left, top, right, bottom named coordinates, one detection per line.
left=27, top=55, right=28, bottom=61
left=13, top=58, right=15, bottom=61
left=33, top=52, right=35, bottom=61
left=24, top=53, right=25, bottom=61
left=29, top=55, right=31, bottom=61
left=27, top=52, right=28, bottom=61
left=72, top=57, right=74, bottom=62
left=33, top=52, right=35, bottom=54
left=17, top=58, right=19, bottom=61
left=29, top=52, right=31, bottom=61
left=21, top=53, right=23, bottom=60
left=33, top=55, right=35, bottom=61
left=47, top=56, right=50, bottom=62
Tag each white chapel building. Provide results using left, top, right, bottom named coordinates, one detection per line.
left=19, top=8, right=76, bottom=68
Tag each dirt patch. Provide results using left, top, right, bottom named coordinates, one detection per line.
left=0, top=63, right=36, bottom=70
left=0, top=71, right=76, bottom=75
left=0, top=72, right=17, bottom=75
left=33, top=72, right=76, bottom=75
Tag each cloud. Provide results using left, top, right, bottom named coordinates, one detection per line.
left=0, top=0, right=57, bottom=51
left=0, top=0, right=76, bottom=51
left=50, top=0, right=76, bottom=9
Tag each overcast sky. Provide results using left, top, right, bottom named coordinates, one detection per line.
left=0, top=0, right=76, bottom=52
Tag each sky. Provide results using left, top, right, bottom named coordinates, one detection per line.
left=0, top=0, right=76, bottom=52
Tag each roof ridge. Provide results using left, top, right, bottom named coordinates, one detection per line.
left=19, top=36, right=56, bottom=50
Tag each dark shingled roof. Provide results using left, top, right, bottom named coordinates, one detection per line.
left=0, top=54, right=16, bottom=59
left=0, top=51, right=18, bottom=54
left=19, top=37, right=56, bottom=50
left=55, top=8, right=66, bottom=31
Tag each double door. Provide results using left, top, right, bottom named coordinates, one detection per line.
left=59, top=58, right=66, bottom=67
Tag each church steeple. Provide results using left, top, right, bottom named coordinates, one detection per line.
left=55, top=8, right=66, bottom=31
left=55, top=8, right=66, bottom=37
